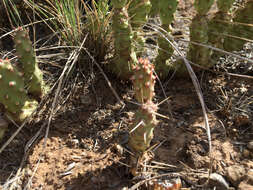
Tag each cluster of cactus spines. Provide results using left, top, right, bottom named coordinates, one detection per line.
left=154, top=0, right=178, bottom=78
left=129, top=58, right=158, bottom=169
left=14, top=27, right=48, bottom=98
left=110, top=0, right=137, bottom=79
left=223, top=1, right=253, bottom=52
left=128, top=0, right=151, bottom=55
left=0, top=59, right=38, bottom=123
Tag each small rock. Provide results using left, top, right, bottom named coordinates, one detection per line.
left=227, top=165, right=246, bottom=187
left=209, top=173, right=229, bottom=190
left=238, top=182, right=253, bottom=190
left=247, top=141, right=253, bottom=151
left=246, top=170, right=253, bottom=185
left=243, top=149, right=250, bottom=158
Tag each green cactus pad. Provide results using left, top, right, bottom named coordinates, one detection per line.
left=194, top=0, right=215, bottom=15
left=131, top=58, right=156, bottom=103
left=153, top=0, right=178, bottom=79
left=128, top=0, right=151, bottom=56
left=217, top=0, right=235, bottom=12
left=149, top=0, right=159, bottom=16
left=14, top=27, right=48, bottom=98
left=188, top=16, right=212, bottom=68
left=129, top=58, right=157, bottom=154
left=128, top=100, right=158, bottom=154
left=224, top=1, right=253, bottom=52
left=0, top=59, right=38, bottom=122
left=110, top=3, right=137, bottom=79
left=128, top=0, right=151, bottom=28
left=159, top=0, right=178, bottom=25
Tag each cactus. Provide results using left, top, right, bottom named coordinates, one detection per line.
left=208, top=0, right=235, bottom=64
left=128, top=58, right=158, bottom=174
left=174, top=0, right=214, bottom=76
left=154, top=0, right=178, bottom=78
left=14, top=27, right=48, bottom=98
left=194, top=0, right=214, bottom=16
left=0, top=58, right=38, bottom=123
left=128, top=0, right=151, bottom=29
left=149, top=0, right=159, bottom=17
left=128, top=0, right=151, bottom=55
left=223, top=1, right=253, bottom=52
left=110, top=0, right=137, bottom=79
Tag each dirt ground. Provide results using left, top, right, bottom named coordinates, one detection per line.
left=0, top=0, right=253, bottom=190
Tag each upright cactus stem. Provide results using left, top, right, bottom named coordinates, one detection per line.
left=185, top=0, right=214, bottom=72
left=14, top=27, right=48, bottom=98
left=110, top=0, right=137, bottom=79
left=194, top=0, right=215, bottom=16
left=208, top=0, right=235, bottom=64
left=224, top=1, right=253, bottom=51
left=154, top=0, right=178, bottom=79
left=0, top=59, right=38, bottom=123
left=131, top=58, right=156, bottom=104
left=128, top=0, right=151, bottom=55
left=129, top=58, right=158, bottom=174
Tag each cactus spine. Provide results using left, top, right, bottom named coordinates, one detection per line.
left=0, top=59, right=38, bottom=123
left=154, top=0, right=178, bottom=78
left=14, top=27, right=48, bottom=98
left=129, top=58, right=157, bottom=174
left=110, top=0, right=137, bottom=79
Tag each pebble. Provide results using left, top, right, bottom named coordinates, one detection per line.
left=238, top=182, right=253, bottom=190
left=247, top=141, right=253, bottom=151
left=243, top=149, right=250, bottom=158
left=227, top=165, right=246, bottom=187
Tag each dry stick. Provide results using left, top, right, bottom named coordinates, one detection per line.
left=179, top=38, right=253, bottom=64
left=129, top=173, right=181, bottom=190
left=23, top=37, right=87, bottom=190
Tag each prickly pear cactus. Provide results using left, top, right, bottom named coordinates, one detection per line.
left=128, top=0, right=151, bottom=55
left=216, top=0, right=235, bottom=12
left=128, top=100, right=158, bottom=154
left=129, top=58, right=158, bottom=174
left=154, top=0, right=178, bottom=78
left=128, top=0, right=151, bottom=29
left=208, top=0, right=235, bottom=64
left=185, top=0, right=214, bottom=71
left=194, top=0, right=214, bottom=16
left=131, top=58, right=156, bottom=103
left=14, top=27, right=48, bottom=98
left=149, top=0, right=159, bottom=17
left=110, top=0, right=137, bottom=79
left=0, top=58, right=38, bottom=123
left=223, top=1, right=253, bottom=51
